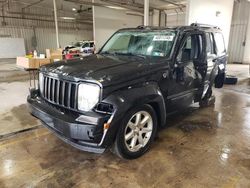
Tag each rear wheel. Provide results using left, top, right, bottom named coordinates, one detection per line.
left=215, top=73, right=225, bottom=88
left=112, top=105, right=157, bottom=159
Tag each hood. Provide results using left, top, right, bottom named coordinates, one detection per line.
left=41, top=54, right=168, bottom=87
left=69, top=47, right=80, bottom=51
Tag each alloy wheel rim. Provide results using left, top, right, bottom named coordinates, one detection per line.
left=124, top=111, right=153, bottom=152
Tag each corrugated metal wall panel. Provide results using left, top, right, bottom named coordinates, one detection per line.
left=35, top=28, right=93, bottom=53
left=158, top=8, right=186, bottom=27
left=0, top=26, right=93, bottom=53
left=166, top=13, right=186, bottom=26
left=20, top=28, right=34, bottom=53
left=0, top=1, right=93, bottom=54
left=164, top=8, right=186, bottom=27
left=0, top=25, right=93, bottom=53
left=228, top=0, right=250, bottom=63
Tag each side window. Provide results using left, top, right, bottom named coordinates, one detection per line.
left=177, top=34, right=203, bottom=62
left=82, top=43, right=89, bottom=48
left=197, top=35, right=203, bottom=58
left=90, top=42, right=94, bottom=47
left=214, top=32, right=226, bottom=55
left=206, top=33, right=212, bottom=54
left=206, top=33, right=215, bottom=55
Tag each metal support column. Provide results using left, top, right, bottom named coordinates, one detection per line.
left=53, top=0, right=60, bottom=48
left=144, top=0, right=149, bottom=26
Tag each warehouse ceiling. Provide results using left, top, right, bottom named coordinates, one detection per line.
left=8, top=0, right=91, bottom=12
left=1, top=0, right=186, bottom=12
left=0, top=0, right=92, bottom=25
left=65, top=0, right=186, bottom=12
left=0, top=0, right=186, bottom=26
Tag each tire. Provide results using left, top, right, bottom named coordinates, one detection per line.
left=112, top=104, right=158, bottom=159
left=214, top=73, right=225, bottom=88
left=224, top=75, right=238, bottom=85
left=199, top=87, right=215, bottom=108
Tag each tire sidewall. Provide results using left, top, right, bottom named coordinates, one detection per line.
left=115, top=104, right=157, bottom=159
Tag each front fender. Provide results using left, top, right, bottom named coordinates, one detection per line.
left=101, top=82, right=166, bottom=147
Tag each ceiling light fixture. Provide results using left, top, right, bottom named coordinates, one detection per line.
left=60, top=17, right=76, bottom=20
left=105, top=6, right=126, bottom=10
left=72, top=8, right=77, bottom=11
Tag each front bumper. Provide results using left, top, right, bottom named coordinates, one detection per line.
left=28, top=95, right=112, bottom=153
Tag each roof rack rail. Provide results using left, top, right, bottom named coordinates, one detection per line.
left=137, top=25, right=151, bottom=29
left=190, top=23, right=220, bottom=29
left=137, top=25, right=145, bottom=29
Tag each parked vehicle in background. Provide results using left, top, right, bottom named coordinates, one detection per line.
left=28, top=23, right=227, bottom=159
left=63, top=41, right=82, bottom=53
left=63, top=41, right=95, bottom=55
left=79, top=41, right=95, bottom=54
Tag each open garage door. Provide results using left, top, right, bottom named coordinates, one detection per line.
left=228, top=0, right=250, bottom=64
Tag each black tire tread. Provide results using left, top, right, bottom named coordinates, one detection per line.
left=111, top=104, right=157, bottom=159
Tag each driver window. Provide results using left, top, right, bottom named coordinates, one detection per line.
left=177, top=34, right=203, bottom=62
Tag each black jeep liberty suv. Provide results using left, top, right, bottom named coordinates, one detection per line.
left=28, top=23, right=227, bottom=159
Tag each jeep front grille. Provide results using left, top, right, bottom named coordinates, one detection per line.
left=40, top=75, right=78, bottom=110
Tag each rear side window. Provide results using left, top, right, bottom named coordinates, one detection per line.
left=214, top=33, right=226, bottom=55
left=205, top=33, right=215, bottom=55
left=82, top=43, right=90, bottom=48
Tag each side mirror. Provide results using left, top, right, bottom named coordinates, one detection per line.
left=207, top=53, right=216, bottom=59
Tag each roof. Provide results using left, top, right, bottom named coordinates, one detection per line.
left=118, top=23, right=222, bottom=33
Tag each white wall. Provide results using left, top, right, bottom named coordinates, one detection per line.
left=0, top=38, right=25, bottom=58
left=93, top=6, right=143, bottom=50
left=243, top=2, right=250, bottom=63
left=227, top=0, right=250, bottom=63
left=186, top=0, right=234, bottom=48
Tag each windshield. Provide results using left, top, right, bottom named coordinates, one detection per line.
left=74, top=42, right=83, bottom=47
left=100, top=30, right=176, bottom=57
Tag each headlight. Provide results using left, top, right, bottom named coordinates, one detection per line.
left=39, top=72, right=44, bottom=93
left=78, top=83, right=101, bottom=111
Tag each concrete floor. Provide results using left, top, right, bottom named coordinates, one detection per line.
left=0, top=60, right=250, bottom=187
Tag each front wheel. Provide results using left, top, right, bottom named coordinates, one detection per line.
left=112, top=105, right=157, bottom=159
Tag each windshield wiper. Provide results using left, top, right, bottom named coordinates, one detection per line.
left=131, top=53, right=146, bottom=59
left=101, top=51, right=146, bottom=59
left=100, top=51, right=113, bottom=55
left=114, top=52, right=146, bottom=59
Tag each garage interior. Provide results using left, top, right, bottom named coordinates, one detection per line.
left=0, top=0, right=250, bottom=187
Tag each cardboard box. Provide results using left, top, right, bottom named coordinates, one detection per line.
left=16, top=57, right=51, bottom=69
left=46, top=49, right=63, bottom=62
left=46, top=48, right=63, bottom=59
left=16, top=57, right=38, bottom=69
left=51, top=55, right=63, bottom=62
left=38, top=58, right=51, bottom=66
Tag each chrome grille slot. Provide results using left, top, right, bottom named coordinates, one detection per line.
left=40, top=75, right=78, bottom=110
